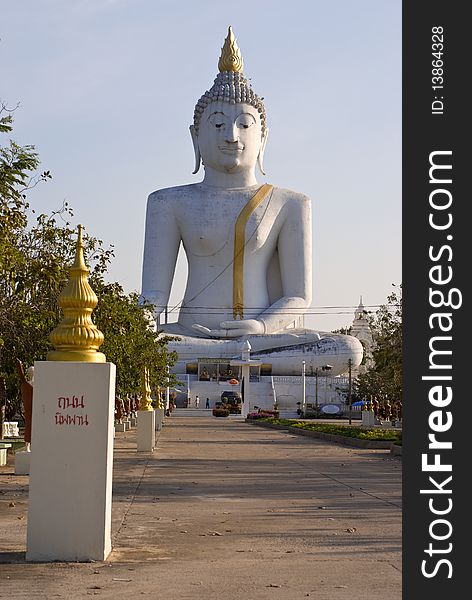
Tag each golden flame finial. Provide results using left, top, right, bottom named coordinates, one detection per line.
left=47, top=225, right=106, bottom=363
left=140, top=367, right=153, bottom=411
left=218, top=26, right=244, bottom=73
left=74, top=223, right=87, bottom=270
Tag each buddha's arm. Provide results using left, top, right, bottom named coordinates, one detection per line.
left=257, top=194, right=312, bottom=332
left=140, top=192, right=181, bottom=319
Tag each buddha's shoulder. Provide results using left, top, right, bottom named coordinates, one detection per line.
left=147, top=184, right=311, bottom=206
left=147, top=183, right=200, bottom=203
left=272, top=186, right=311, bottom=206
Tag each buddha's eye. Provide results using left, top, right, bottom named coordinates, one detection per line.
left=236, top=113, right=256, bottom=129
left=209, top=112, right=227, bottom=129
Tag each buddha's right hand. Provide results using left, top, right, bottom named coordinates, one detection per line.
left=192, top=319, right=265, bottom=338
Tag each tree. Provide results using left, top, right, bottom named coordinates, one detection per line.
left=1, top=105, right=175, bottom=417
left=1, top=102, right=53, bottom=417
left=355, top=286, right=402, bottom=402
left=0, top=209, right=114, bottom=417
left=92, top=280, right=178, bottom=400
left=0, top=103, right=51, bottom=285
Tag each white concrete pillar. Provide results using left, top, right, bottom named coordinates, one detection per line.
left=241, top=364, right=251, bottom=419
left=27, top=361, right=116, bottom=562
left=137, top=410, right=155, bottom=451
left=154, top=408, right=164, bottom=431
left=14, top=450, right=31, bottom=475
left=362, top=410, right=376, bottom=427
left=0, top=445, right=10, bottom=466
left=165, top=365, right=170, bottom=411
left=231, top=344, right=261, bottom=420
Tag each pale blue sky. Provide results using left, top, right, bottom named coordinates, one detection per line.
left=1, top=0, right=401, bottom=331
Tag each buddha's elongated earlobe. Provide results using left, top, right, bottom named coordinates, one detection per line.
left=257, top=128, right=269, bottom=176
left=190, top=125, right=201, bottom=174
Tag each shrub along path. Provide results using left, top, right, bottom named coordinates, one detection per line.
left=0, top=415, right=401, bottom=600
left=247, top=418, right=402, bottom=449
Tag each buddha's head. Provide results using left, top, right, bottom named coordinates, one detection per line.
left=190, top=27, right=268, bottom=176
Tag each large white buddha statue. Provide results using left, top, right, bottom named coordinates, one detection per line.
left=141, top=28, right=362, bottom=376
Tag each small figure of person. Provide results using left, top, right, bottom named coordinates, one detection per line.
left=378, top=402, right=386, bottom=420
left=384, top=399, right=392, bottom=421
left=205, top=397, right=210, bottom=409
left=195, top=395, right=200, bottom=409
left=125, top=396, right=132, bottom=417
left=391, top=402, right=398, bottom=422
left=372, top=397, right=380, bottom=417
left=115, top=397, right=124, bottom=422
left=396, top=400, right=402, bottom=421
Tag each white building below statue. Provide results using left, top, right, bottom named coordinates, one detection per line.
left=170, top=300, right=367, bottom=416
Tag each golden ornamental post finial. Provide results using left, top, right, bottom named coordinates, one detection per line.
left=156, top=389, right=164, bottom=410
left=47, top=225, right=106, bottom=363
left=140, top=367, right=153, bottom=411
left=218, top=26, right=244, bottom=73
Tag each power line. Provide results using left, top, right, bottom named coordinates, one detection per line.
left=162, top=304, right=400, bottom=316
left=173, top=303, right=398, bottom=311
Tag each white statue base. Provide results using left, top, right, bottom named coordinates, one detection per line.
left=26, top=361, right=116, bottom=562
left=165, top=329, right=363, bottom=378
left=137, top=410, right=155, bottom=452
left=14, top=450, right=31, bottom=475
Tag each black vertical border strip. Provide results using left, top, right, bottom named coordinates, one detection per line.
left=403, top=2, right=467, bottom=598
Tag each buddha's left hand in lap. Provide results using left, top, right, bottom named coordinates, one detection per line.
left=192, top=319, right=265, bottom=338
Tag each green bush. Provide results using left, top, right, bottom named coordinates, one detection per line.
left=258, top=419, right=402, bottom=443
left=212, top=408, right=230, bottom=418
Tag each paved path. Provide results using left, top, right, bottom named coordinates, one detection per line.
left=0, top=417, right=401, bottom=599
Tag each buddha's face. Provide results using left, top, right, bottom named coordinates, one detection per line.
left=197, top=102, right=263, bottom=174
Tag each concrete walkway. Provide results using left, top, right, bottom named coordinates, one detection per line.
left=0, top=416, right=401, bottom=600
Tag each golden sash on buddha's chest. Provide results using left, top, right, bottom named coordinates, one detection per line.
left=233, top=183, right=273, bottom=319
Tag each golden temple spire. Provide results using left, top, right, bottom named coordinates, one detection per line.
left=140, top=367, right=153, bottom=411
left=218, top=26, right=244, bottom=73
left=47, top=225, right=106, bottom=363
